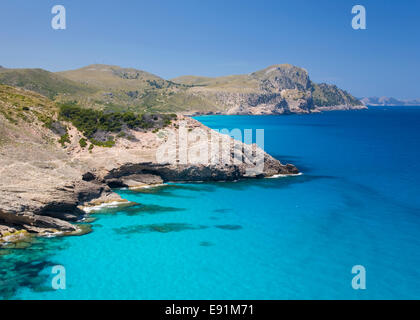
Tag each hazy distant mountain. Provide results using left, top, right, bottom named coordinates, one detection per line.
left=361, top=97, right=420, bottom=106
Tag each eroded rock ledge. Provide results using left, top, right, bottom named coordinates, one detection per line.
left=1, top=160, right=298, bottom=240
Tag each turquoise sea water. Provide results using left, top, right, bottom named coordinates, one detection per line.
left=1, top=107, right=420, bottom=299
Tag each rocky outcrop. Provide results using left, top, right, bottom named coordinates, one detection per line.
left=0, top=102, right=299, bottom=240
left=106, top=173, right=164, bottom=188
left=0, top=209, right=76, bottom=232
left=0, top=178, right=119, bottom=236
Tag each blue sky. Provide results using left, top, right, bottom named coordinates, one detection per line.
left=0, top=0, right=419, bottom=99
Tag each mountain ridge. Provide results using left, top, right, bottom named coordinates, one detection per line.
left=0, top=67, right=94, bottom=99
left=0, top=63, right=364, bottom=114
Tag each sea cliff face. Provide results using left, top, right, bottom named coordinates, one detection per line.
left=0, top=85, right=298, bottom=241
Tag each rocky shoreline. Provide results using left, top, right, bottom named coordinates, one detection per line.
left=0, top=115, right=298, bottom=244
left=186, top=104, right=367, bottom=116
left=0, top=162, right=299, bottom=244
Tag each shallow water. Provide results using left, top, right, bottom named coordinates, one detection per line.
left=1, top=107, right=420, bottom=299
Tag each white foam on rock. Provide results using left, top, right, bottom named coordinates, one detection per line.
left=268, top=172, right=303, bottom=178
left=82, top=201, right=130, bottom=213
left=130, top=183, right=166, bottom=190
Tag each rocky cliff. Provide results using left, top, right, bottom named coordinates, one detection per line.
left=173, top=64, right=365, bottom=115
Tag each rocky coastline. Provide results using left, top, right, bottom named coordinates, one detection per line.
left=0, top=113, right=298, bottom=244
left=186, top=103, right=367, bottom=117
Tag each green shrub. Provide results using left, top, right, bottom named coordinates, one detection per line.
left=90, top=138, right=115, bottom=148
left=79, top=138, right=87, bottom=148
left=58, top=103, right=176, bottom=147
left=37, top=114, right=53, bottom=129
left=58, top=133, right=70, bottom=146
left=59, top=104, right=144, bottom=137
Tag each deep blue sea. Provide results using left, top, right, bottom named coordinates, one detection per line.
left=1, top=107, right=420, bottom=299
